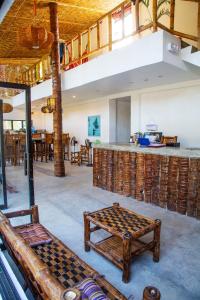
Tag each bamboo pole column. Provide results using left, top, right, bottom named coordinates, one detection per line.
left=49, top=2, right=65, bottom=177
left=152, top=0, right=158, bottom=32
left=170, top=0, right=175, bottom=30
left=135, top=0, right=140, bottom=33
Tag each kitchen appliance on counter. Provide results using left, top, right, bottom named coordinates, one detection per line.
left=144, top=132, right=163, bottom=143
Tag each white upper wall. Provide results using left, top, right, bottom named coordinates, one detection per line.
left=61, top=30, right=164, bottom=90
left=32, top=97, right=110, bottom=145
left=11, top=30, right=199, bottom=108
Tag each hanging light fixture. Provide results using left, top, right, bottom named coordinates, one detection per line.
left=2, top=103, right=13, bottom=113
left=41, top=96, right=56, bottom=113
left=47, top=96, right=56, bottom=110
left=18, top=0, right=54, bottom=51
left=41, top=105, right=53, bottom=114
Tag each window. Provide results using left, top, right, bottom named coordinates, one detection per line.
left=3, top=120, right=12, bottom=130
left=13, top=121, right=23, bottom=131
left=3, top=120, right=26, bottom=131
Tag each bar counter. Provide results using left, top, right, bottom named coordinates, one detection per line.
left=93, top=144, right=200, bottom=219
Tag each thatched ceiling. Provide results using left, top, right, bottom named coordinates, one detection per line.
left=0, top=0, right=124, bottom=61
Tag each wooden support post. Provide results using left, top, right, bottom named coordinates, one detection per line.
left=88, top=29, right=91, bottom=53
left=198, top=1, right=200, bottom=50
left=78, top=34, right=82, bottom=63
left=32, top=205, right=39, bottom=224
left=108, top=14, right=112, bottom=51
left=84, top=212, right=91, bottom=252
left=97, top=21, right=101, bottom=49
left=170, top=0, right=175, bottom=30
left=122, top=232, right=131, bottom=283
left=49, top=2, right=65, bottom=177
left=135, top=0, right=140, bottom=33
left=121, top=5, right=125, bottom=39
left=153, top=219, right=161, bottom=262
left=152, top=0, right=158, bottom=32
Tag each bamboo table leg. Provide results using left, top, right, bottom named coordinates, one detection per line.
left=153, top=219, right=161, bottom=262
left=143, top=286, right=161, bottom=300
left=84, top=212, right=90, bottom=252
left=122, top=232, right=132, bottom=283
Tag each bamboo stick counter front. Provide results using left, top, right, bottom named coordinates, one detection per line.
left=93, top=144, right=200, bottom=219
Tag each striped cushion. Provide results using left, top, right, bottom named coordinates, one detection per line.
left=76, top=277, right=109, bottom=300
left=15, top=224, right=52, bottom=247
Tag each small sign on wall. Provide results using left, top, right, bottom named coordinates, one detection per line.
left=88, top=115, right=101, bottom=137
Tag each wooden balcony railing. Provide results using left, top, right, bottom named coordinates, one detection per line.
left=19, top=0, right=199, bottom=86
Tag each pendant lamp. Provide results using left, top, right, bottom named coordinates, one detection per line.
left=18, top=0, right=54, bottom=51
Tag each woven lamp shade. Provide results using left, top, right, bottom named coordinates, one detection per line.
left=41, top=106, right=53, bottom=113
left=18, top=25, right=54, bottom=50
left=2, top=103, right=13, bottom=113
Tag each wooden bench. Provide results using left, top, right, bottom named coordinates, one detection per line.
left=0, top=206, right=161, bottom=300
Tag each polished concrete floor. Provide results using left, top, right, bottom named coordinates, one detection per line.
left=3, top=162, right=200, bottom=300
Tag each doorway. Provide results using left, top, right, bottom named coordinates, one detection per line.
left=109, top=96, right=131, bottom=144
left=0, top=81, right=34, bottom=210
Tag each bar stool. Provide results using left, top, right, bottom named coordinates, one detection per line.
left=70, top=136, right=80, bottom=166
left=4, top=134, right=15, bottom=165
left=44, top=133, right=54, bottom=162
left=80, top=145, right=90, bottom=164
left=32, top=133, right=44, bottom=161
left=62, top=133, right=70, bottom=160
left=18, top=134, right=26, bottom=165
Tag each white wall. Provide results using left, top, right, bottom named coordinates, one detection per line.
left=32, top=112, right=53, bottom=131
left=31, top=98, right=109, bottom=145
left=3, top=108, right=25, bottom=120
left=9, top=79, right=200, bottom=148
left=131, top=81, right=200, bottom=147
left=62, top=98, right=109, bottom=145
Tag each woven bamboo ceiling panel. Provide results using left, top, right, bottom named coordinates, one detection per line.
left=0, top=0, right=124, bottom=60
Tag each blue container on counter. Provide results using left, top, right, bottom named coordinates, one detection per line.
left=138, top=137, right=150, bottom=147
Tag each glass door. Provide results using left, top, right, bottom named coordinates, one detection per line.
left=0, top=82, right=34, bottom=211
left=0, top=100, right=7, bottom=209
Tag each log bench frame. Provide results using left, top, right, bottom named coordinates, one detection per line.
left=0, top=206, right=161, bottom=300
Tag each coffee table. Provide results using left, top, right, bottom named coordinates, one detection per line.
left=84, top=203, right=161, bottom=283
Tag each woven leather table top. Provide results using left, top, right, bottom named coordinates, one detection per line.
left=87, top=205, right=156, bottom=238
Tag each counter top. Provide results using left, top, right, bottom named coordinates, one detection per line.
left=93, top=143, right=200, bottom=158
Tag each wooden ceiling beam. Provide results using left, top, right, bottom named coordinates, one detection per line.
left=0, top=58, right=40, bottom=65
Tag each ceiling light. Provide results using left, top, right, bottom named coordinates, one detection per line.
left=72, top=95, right=76, bottom=98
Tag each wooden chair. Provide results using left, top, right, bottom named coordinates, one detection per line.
left=71, top=151, right=81, bottom=166
left=4, top=134, right=15, bottom=165
left=62, top=133, right=70, bottom=160
left=18, top=134, right=26, bottom=165
left=80, top=145, right=90, bottom=165
left=161, top=136, right=177, bottom=144
left=44, top=133, right=54, bottom=162
left=32, top=133, right=44, bottom=162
